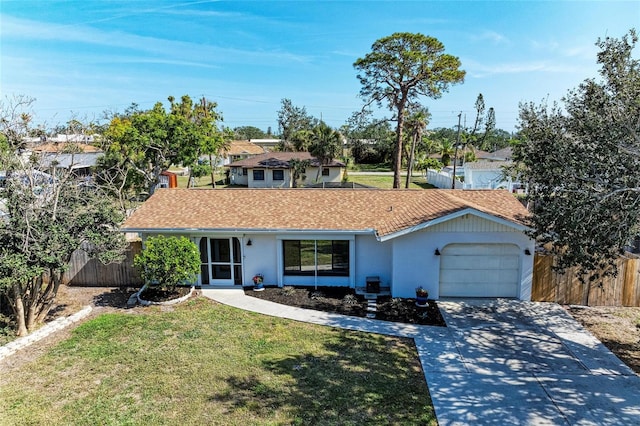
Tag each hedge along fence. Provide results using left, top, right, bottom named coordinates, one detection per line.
left=63, top=240, right=143, bottom=287
left=532, top=254, right=640, bottom=307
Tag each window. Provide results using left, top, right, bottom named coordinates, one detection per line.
left=273, top=170, right=284, bottom=181
left=322, top=168, right=330, bottom=176
left=253, top=169, right=265, bottom=181
left=283, top=240, right=349, bottom=276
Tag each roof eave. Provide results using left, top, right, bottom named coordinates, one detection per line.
left=121, top=227, right=377, bottom=235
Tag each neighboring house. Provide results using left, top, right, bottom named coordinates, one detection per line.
left=481, top=146, right=513, bottom=162
left=30, top=142, right=104, bottom=177
left=463, top=160, right=521, bottom=191
left=122, top=188, right=534, bottom=300
left=227, top=152, right=345, bottom=188
left=247, top=138, right=281, bottom=152
left=207, top=140, right=265, bottom=167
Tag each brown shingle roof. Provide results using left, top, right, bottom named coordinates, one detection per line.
left=223, top=140, right=265, bottom=156
left=122, top=188, right=528, bottom=238
left=33, top=143, right=102, bottom=153
left=227, top=152, right=345, bottom=168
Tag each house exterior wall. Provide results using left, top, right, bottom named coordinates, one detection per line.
left=390, top=215, right=533, bottom=300
left=229, top=166, right=343, bottom=188
left=464, top=168, right=513, bottom=190
left=300, top=167, right=343, bottom=186
left=354, top=234, right=392, bottom=290
left=138, top=213, right=532, bottom=300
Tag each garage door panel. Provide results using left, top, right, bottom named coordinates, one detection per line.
left=439, top=244, right=520, bottom=298
left=441, top=282, right=518, bottom=298
left=441, top=255, right=519, bottom=270
left=440, top=269, right=512, bottom=284
left=444, top=244, right=520, bottom=256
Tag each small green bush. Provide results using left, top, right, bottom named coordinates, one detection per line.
left=134, top=235, right=200, bottom=290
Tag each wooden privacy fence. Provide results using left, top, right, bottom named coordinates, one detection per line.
left=63, top=241, right=143, bottom=287
left=532, top=254, right=640, bottom=307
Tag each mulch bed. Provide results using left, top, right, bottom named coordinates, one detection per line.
left=138, top=286, right=191, bottom=303
left=246, top=286, right=446, bottom=327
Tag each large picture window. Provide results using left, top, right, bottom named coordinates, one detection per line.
left=283, top=240, right=349, bottom=276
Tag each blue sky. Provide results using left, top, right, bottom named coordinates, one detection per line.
left=1, top=1, right=639, bottom=134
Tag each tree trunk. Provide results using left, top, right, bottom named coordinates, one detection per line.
left=405, top=131, right=418, bottom=189
left=214, top=154, right=216, bottom=188
left=12, top=282, right=28, bottom=336
left=35, top=271, right=62, bottom=324
left=394, top=106, right=405, bottom=189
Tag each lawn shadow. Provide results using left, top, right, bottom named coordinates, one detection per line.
left=212, top=329, right=435, bottom=424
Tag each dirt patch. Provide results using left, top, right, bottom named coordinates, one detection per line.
left=0, top=285, right=139, bottom=373
left=567, top=305, right=640, bottom=374
left=246, top=286, right=445, bottom=327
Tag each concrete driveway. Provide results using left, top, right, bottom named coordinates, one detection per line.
left=418, top=299, right=640, bottom=425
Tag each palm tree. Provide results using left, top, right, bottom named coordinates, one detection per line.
left=437, top=139, right=455, bottom=166
left=309, top=123, right=342, bottom=181
left=288, top=158, right=310, bottom=188
left=404, top=107, right=430, bottom=188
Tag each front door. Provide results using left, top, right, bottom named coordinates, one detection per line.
left=199, top=237, right=242, bottom=286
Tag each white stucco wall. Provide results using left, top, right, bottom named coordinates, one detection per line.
left=354, top=234, right=392, bottom=290
left=147, top=212, right=533, bottom=300
left=389, top=214, right=533, bottom=300
left=231, top=166, right=344, bottom=188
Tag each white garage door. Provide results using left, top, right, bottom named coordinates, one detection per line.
left=439, top=244, right=520, bottom=298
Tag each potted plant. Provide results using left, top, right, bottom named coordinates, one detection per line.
left=253, top=274, right=264, bottom=291
left=415, top=286, right=429, bottom=307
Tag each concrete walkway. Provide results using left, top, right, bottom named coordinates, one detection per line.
left=203, top=289, right=640, bottom=426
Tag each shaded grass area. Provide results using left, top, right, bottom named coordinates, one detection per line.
left=0, top=298, right=435, bottom=425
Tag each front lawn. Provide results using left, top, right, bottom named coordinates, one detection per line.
left=346, top=173, right=435, bottom=189
left=0, top=298, right=436, bottom=425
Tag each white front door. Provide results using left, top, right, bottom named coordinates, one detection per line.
left=439, top=243, right=520, bottom=298
left=199, top=237, right=242, bottom=286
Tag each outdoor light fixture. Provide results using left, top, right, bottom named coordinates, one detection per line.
left=246, top=239, right=252, bottom=246
left=434, top=248, right=441, bottom=256
left=524, top=248, right=531, bottom=255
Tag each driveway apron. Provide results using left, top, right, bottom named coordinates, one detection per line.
left=427, top=299, right=640, bottom=425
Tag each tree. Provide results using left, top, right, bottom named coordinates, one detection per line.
left=289, top=158, right=310, bottom=188
left=276, top=98, right=317, bottom=144
left=341, top=109, right=394, bottom=164
left=403, top=106, right=430, bottom=188
left=134, top=236, right=200, bottom=291
left=354, top=32, right=465, bottom=188
left=234, top=126, right=266, bottom=140
left=437, top=139, right=455, bottom=166
left=97, top=95, right=227, bottom=199
left=0, top=108, right=127, bottom=336
left=465, top=94, right=496, bottom=150
left=514, top=29, right=640, bottom=279
left=309, top=122, right=342, bottom=181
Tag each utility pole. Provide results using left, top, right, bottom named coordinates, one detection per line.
left=451, top=112, right=462, bottom=189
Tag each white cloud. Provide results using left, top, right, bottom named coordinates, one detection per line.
left=0, top=15, right=313, bottom=66
left=472, top=30, right=509, bottom=45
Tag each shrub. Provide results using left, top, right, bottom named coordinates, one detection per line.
left=134, top=236, right=200, bottom=290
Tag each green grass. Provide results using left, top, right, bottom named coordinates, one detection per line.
left=348, top=163, right=392, bottom=172
left=176, top=174, right=227, bottom=189
left=346, top=173, right=436, bottom=189
left=0, top=298, right=436, bottom=425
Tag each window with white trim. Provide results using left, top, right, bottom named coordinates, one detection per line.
left=283, top=240, right=349, bottom=276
